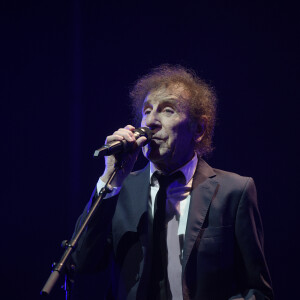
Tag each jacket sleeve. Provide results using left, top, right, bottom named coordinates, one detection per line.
left=70, top=187, right=119, bottom=273
left=231, top=177, right=273, bottom=299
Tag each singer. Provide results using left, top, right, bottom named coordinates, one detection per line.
left=71, top=65, right=273, bottom=299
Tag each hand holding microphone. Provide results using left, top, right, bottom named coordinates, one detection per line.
left=98, top=125, right=152, bottom=187
left=94, top=126, right=152, bottom=157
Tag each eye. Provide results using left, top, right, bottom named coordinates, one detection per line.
left=143, top=108, right=151, bottom=115
left=163, top=107, right=174, bottom=114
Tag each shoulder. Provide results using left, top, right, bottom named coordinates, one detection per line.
left=211, top=167, right=257, bottom=204
left=196, top=158, right=256, bottom=201
left=196, top=158, right=254, bottom=191
left=213, top=168, right=253, bottom=187
left=121, top=164, right=150, bottom=187
left=129, top=163, right=150, bottom=177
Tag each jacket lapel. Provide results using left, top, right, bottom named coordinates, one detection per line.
left=112, top=164, right=150, bottom=253
left=182, top=159, right=219, bottom=272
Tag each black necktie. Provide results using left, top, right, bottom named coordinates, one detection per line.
left=149, top=171, right=182, bottom=300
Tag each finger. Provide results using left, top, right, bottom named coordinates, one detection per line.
left=136, top=136, right=147, bottom=147
left=105, top=126, right=136, bottom=144
left=124, top=124, right=135, bottom=132
left=114, top=128, right=135, bottom=141
left=106, top=134, right=124, bottom=143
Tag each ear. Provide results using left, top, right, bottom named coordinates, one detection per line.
left=194, top=116, right=207, bottom=143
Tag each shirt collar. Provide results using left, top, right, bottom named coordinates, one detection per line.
left=150, top=154, right=198, bottom=185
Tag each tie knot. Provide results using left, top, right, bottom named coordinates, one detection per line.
left=154, top=171, right=184, bottom=189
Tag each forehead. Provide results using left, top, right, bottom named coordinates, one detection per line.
left=143, top=83, right=190, bottom=106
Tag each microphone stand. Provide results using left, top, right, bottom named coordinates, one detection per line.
left=40, top=160, right=123, bottom=299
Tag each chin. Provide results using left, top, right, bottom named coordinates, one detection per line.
left=144, top=151, right=161, bottom=163
left=143, top=147, right=169, bottom=164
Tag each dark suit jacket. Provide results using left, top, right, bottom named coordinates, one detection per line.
left=71, top=159, right=273, bottom=300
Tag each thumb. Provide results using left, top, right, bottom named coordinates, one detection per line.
left=136, top=136, right=148, bottom=148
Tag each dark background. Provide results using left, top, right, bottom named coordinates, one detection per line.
left=1, top=1, right=299, bottom=299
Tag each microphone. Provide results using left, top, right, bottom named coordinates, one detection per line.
left=93, top=127, right=152, bottom=157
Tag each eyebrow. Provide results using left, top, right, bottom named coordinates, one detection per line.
left=142, top=97, right=179, bottom=108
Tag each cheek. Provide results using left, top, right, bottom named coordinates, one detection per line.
left=174, top=124, right=194, bottom=145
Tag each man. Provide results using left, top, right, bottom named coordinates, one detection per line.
left=71, top=65, right=273, bottom=299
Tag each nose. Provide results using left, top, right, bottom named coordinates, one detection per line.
left=142, top=111, right=161, bottom=131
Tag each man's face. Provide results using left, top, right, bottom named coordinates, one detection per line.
left=141, top=84, right=197, bottom=172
